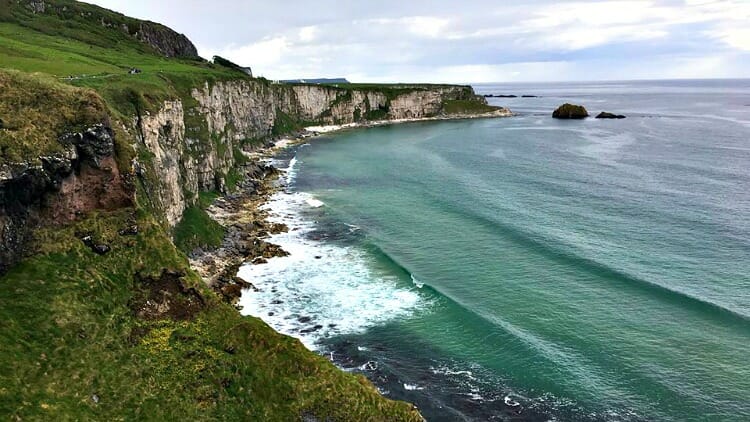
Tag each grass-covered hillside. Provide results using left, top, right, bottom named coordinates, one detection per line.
left=0, top=1, right=424, bottom=420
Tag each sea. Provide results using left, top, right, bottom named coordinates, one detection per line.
left=238, top=79, right=750, bottom=421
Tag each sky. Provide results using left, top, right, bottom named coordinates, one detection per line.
left=87, top=0, right=750, bottom=83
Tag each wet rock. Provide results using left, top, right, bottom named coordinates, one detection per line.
left=552, top=103, right=589, bottom=119
left=298, top=316, right=312, bottom=323
left=252, top=257, right=268, bottom=265
left=596, top=111, right=626, bottom=119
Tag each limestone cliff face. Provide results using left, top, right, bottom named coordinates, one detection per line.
left=136, top=81, right=489, bottom=227
left=0, top=76, right=499, bottom=272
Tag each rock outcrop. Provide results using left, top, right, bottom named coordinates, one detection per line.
left=596, top=112, right=626, bottom=119
left=134, top=22, right=198, bottom=58
left=0, top=124, right=131, bottom=273
left=553, top=103, right=589, bottom=119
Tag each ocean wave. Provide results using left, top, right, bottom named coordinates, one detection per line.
left=237, top=189, right=430, bottom=350
left=441, top=201, right=750, bottom=323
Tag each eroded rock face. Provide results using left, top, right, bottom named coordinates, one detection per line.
left=138, top=101, right=190, bottom=226
left=134, top=22, right=198, bottom=58
left=553, top=103, right=589, bottom=119
left=0, top=124, right=131, bottom=273
left=137, top=81, right=486, bottom=231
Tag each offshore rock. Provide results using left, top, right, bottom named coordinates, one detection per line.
left=552, top=103, right=589, bottom=119
left=596, top=111, right=626, bottom=119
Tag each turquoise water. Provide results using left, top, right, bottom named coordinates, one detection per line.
left=240, top=80, right=750, bottom=421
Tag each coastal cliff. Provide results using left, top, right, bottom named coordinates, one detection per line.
left=0, top=1, right=508, bottom=420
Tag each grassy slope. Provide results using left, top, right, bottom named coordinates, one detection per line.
left=0, top=1, right=422, bottom=420
left=0, top=209, right=420, bottom=420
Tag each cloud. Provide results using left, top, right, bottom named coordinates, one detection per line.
left=215, top=37, right=289, bottom=67
left=88, top=0, right=750, bottom=82
left=298, top=26, right=318, bottom=43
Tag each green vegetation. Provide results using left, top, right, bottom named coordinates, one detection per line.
left=0, top=69, right=108, bottom=163
left=272, top=108, right=303, bottom=135
left=442, top=99, right=501, bottom=115
left=198, top=190, right=221, bottom=209
left=0, top=14, right=242, bottom=118
left=173, top=206, right=225, bottom=254
left=0, top=210, right=421, bottom=421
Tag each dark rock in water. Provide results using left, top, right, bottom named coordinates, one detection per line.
left=484, top=94, right=517, bottom=98
left=552, top=103, right=589, bottom=119
left=521, top=95, right=539, bottom=98
left=596, top=111, right=626, bottom=119
left=298, top=316, right=313, bottom=323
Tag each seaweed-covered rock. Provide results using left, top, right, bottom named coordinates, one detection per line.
left=596, top=112, right=626, bottom=119
left=552, top=103, right=589, bottom=119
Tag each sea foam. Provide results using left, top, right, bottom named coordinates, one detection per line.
left=237, top=156, right=426, bottom=350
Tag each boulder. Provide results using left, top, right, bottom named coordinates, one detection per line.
left=596, top=111, right=626, bottom=119
left=552, top=103, right=589, bottom=119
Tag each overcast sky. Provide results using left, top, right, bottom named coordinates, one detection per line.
left=87, top=0, right=750, bottom=83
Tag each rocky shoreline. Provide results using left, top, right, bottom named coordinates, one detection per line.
left=190, top=111, right=513, bottom=308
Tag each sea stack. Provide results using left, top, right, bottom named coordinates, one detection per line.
left=552, top=103, right=589, bottom=119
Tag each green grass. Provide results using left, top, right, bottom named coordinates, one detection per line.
left=442, top=99, right=501, bottom=115
left=173, top=206, right=225, bottom=254
left=0, top=69, right=109, bottom=164
left=0, top=209, right=421, bottom=421
left=0, top=18, right=243, bottom=118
